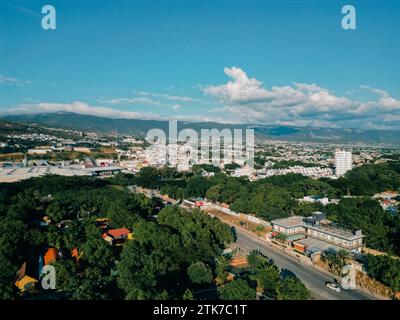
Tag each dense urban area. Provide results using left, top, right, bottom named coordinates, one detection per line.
left=1, top=118, right=400, bottom=300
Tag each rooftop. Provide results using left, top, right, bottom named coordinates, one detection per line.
left=271, top=216, right=305, bottom=228
left=272, top=214, right=363, bottom=241
left=293, top=237, right=341, bottom=254
left=307, top=223, right=363, bottom=240
left=0, top=166, right=90, bottom=183
left=88, top=166, right=122, bottom=172
left=106, top=228, right=130, bottom=238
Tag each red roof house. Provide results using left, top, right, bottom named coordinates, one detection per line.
left=102, top=228, right=131, bottom=246
left=107, top=228, right=130, bottom=238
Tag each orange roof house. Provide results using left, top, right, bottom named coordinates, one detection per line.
left=229, top=255, right=248, bottom=268
left=44, top=248, right=57, bottom=265
left=102, top=228, right=132, bottom=246
left=15, top=262, right=38, bottom=293
left=15, top=275, right=38, bottom=293
left=107, top=228, right=130, bottom=238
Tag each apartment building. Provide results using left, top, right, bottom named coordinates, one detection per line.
left=335, top=150, right=353, bottom=176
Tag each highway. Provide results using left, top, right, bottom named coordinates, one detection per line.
left=235, top=227, right=374, bottom=300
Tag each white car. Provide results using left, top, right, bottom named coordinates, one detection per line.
left=326, top=282, right=342, bottom=292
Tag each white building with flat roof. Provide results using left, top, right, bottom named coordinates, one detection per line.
left=335, top=150, right=352, bottom=177
left=271, top=212, right=363, bottom=254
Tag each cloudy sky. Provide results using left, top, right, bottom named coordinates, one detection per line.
left=1, top=0, right=400, bottom=129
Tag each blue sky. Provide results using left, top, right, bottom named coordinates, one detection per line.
left=1, top=0, right=400, bottom=129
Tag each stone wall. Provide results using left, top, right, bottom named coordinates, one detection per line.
left=355, top=270, right=394, bottom=298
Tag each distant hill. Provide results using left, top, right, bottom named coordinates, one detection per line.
left=2, top=112, right=168, bottom=137
left=2, top=112, right=400, bottom=144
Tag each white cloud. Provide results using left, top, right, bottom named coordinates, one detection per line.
left=99, top=97, right=163, bottom=106
left=6, top=101, right=158, bottom=120
left=0, top=74, right=31, bottom=85
left=3, top=101, right=222, bottom=123
left=0, top=75, right=18, bottom=84
left=171, top=104, right=181, bottom=111
left=99, top=95, right=187, bottom=111
left=203, top=67, right=273, bottom=104
left=360, top=85, right=390, bottom=98
left=293, top=82, right=323, bottom=92
left=3, top=67, right=400, bottom=130
left=202, top=67, right=400, bottom=129
left=137, top=91, right=203, bottom=103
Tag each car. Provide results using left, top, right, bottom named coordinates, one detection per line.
left=326, top=282, right=342, bottom=292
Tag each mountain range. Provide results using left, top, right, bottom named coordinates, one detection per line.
left=2, top=112, right=400, bottom=145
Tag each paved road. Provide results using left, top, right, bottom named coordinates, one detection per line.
left=235, top=227, right=374, bottom=300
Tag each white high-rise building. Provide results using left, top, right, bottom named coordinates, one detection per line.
left=335, top=150, right=352, bottom=176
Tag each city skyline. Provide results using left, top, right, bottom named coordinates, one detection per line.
left=1, top=0, right=400, bottom=130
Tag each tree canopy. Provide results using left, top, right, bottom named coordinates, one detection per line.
left=218, top=279, right=256, bottom=300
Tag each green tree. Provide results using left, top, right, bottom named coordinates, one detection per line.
left=134, top=167, right=160, bottom=188
left=321, top=249, right=350, bottom=275
left=182, top=288, right=194, bottom=300
left=365, top=254, right=400, bottom=293
left=117, top=241, right=168, bottom=299
left=247, top=251, right=280, bottom=297
left=0, top=217, right=27, bottom=299
left=276, top=275, right=310, bottom=300
left=218, top=279, right=256, bottom=300
left=215, top=255, right=230, bottom=285
left=205, top=184, right=224, bottom=202
left=185, top=176, right=210, bottom=198
left=187, top=261, right=213, bottom=285
left=324, top=197, right=397, bottom=254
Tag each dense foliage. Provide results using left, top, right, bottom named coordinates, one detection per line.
left=0, top=175, right=232, bottom=299
left=364, top=254, right=400, bottom=293
left=218, top=279, right=256, bottom=300
left=328, top=162, right=400, bottom=196
left=321, top=249, right=350, bottom=275
left=247, top=250, right=310, bottom=300
left=324, top=198, right=400, bottom=255
left=217, top=250, right=310, bottom=300
left=131, top=162, right=400, bottom=256
left=2, top=159, right=400, bottom=299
